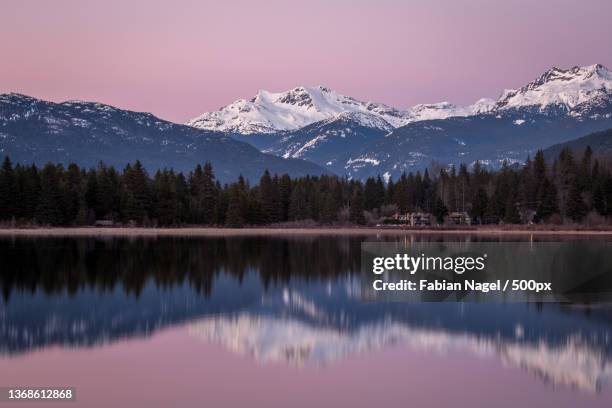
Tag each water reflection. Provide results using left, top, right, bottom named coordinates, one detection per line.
left=1, top=235, right=612, bottom=395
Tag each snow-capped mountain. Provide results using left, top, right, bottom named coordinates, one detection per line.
left=496, top=64, right=612, bottom=113
left=3, top=64, right=611, bottom=182
left=187, top=85, right=496, bottom=134
left=0, top=93, right=328, bottom=181
left=338, top=64, right=612, bottom=179
left=409, top=98, right=496, bottom=121
left=211, top=64, right=612, bottom=180
left=187, top=86, right=411, bottom=133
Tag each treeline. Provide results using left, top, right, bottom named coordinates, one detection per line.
left=0, top=146, right=611, bottom=227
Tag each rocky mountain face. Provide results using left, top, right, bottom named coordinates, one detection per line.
left=0, top=93, right=328, bottom=182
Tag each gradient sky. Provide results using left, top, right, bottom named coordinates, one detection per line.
left=1, top=0, right=612, bottom=123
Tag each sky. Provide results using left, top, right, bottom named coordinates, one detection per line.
left=1, top=0, right=612, bottom=123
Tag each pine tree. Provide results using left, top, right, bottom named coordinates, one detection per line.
left=63, top=163, right=83, bottom=224
left=154, top=170, right=178, bottom=226
left=592, top=180, right=606, bottom=216
left=225, top=183, right=244, bottom=228
left=174, top=173, right=189, bottom=224
left=432, top=197, right=448, bottom=224
left=278, top=174, right=292, bottom=222
left=201, top=162, right=218, bottom=224
left=259, top=170, right=281, bottom=223
left=36, top=163, right=64, bottom=225
left=504, top=195, right=521, bottom=224
left=566, top=177, right=587, bottom=221
left=15, top=164, right=40, bottom=220
left=0, top=157, right=16, bottom=220
left=580, top=145, right=593, bottom=191
left=349, top=185, right=365, bottom=225
left=288, top=182, right=309, bottom=220
left=385, top=178, right=395, bottom=205
left=535, top=178, right=559, bottom=222
left=96, top=163, right=120, bottom=219
left=364, top=177, right=382, bottom=211
left=471, top=188, right=488, bottom=224
left=121, top=161, right=151, bottom=223
left=321, top=193, right=337, bottom=224
left=533, top=150, right=547, bottom=192
left=85, top=169, right=98, bottom=218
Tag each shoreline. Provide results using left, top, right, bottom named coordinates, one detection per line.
left=1, top=227, right=612, bottom=237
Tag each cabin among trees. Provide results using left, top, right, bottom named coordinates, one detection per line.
left=0, top=146, right=610, bottom=228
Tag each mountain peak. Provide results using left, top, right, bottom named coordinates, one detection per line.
left=535, top=64, right=610, bottom=86
left=187, top=86, right=410, bottom=133
left=495, top=64, right=612, bottom=111
left=187, top=64, right=612, bottom=135
left=0, top=92, right=40, bottom=105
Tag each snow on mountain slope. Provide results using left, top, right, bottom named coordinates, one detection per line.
left=187, top=86, right=494, bottom=134
left=252, top=111, right=391, bottom=175
left=187, top=86, right=410, bottom=133
left=409, top=98, right=495, bottom=121
left=188, top=64, right=612, bottom=137
left=496, top=64, right=612, bottom=112
left=0, top=93, right=330, bottom=182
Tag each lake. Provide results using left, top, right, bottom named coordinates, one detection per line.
left=1, top=233, right=612, bottom=407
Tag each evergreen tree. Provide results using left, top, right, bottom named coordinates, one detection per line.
left=504, top=195, right=521, bottom=224
left=121, top=161, right=151, bottom=223
left=15, top=165, right=41, bottom=220
left=432, top=197, right=448, bottom=224
left=592, top=179, right=607, bottom=216
left=566, top=177, right=587, bottom=221
left=154, top=170, right=178, bottom=226
left=85, top=169, right=98, bottom=218
left=0, top=157, right=16, bottom=220
left=259, top=170, right=281, bottom=223
left=349, top=185, right=365, bottom=225
left=321, top=193, right=337, bottom=224
left=533, top=150, right=547, bottom=196
left=471, top=188, right=488, bottom=224
left=200, top=162, right=218, bottom=224
left=63, top=163, right=83, bottom=224
left=579, top=145, right=593, bottom=191
left=225, top=183, right=244, bottom=227
left=288, top=182, right=309, bottom=220
left=536, top=178, right=559, bottom=222
left=36, top=163, right=64, bottom=225
left=278, top=174, right=292, bottom=222
left=364, top=177, right=384, bottom=211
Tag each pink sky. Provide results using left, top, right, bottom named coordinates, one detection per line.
left=1, top=0, right=612, bottom=123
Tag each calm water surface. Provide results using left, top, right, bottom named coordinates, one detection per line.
left=1, top=234, right=611, bottom=407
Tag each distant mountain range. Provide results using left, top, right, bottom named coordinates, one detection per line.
left=187, top=85, right=496, bottom=134
left=189, top=64, right=612, bottom=180
left=0, top=94, right=327, bottom=182
left=1, top=64, right=611, bottom=181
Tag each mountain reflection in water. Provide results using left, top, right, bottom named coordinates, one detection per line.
left=1, top=234, right=612, bottom=394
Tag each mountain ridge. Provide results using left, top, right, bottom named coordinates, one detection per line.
left=187, top=64, right=612, bottom=136
left=0, top=93, right=329, bottom=182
